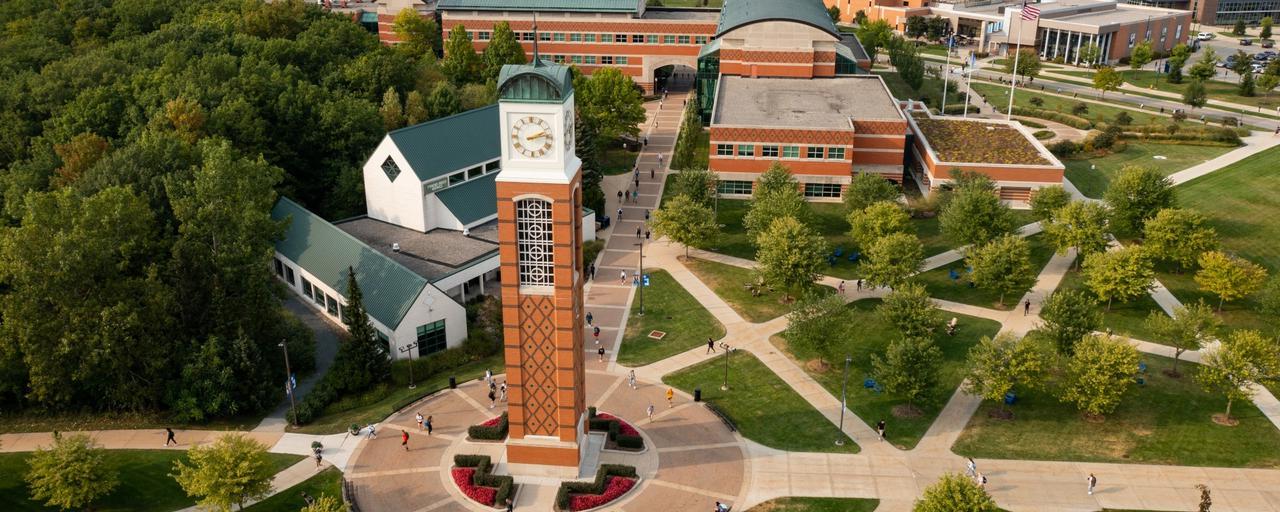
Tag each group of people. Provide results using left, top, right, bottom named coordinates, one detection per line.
left=485, top=369, right=507, bottom=408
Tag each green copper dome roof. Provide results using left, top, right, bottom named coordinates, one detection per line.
left=716, top=0, right=840, bottom=39
left=497, top=59, right=574, bottom=102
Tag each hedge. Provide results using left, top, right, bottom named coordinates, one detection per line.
left=1011, top=106, right=1093, bottom=129
left=586, top=411, right=644, bottom=451
left=468, top=412, right=509, bottom=440
left=454, top=454, right=514, bottom=506
left=555, top=464, right=639, bottom=510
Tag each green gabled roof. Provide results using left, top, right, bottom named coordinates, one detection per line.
left=716, top=0, right=839, bottom=38
left=437, top=0, right=640, bottom=12
left=498, top=60, right=574, bottom=102
left=437, top=173, right=498, bottom=226
left=387, top=105, right=500, bottom=182
left=272, top=197, right=428, bottom=330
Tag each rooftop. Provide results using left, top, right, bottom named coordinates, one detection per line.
left=711, top=76, right=902, bottom=128
left=335, top=217, right=499, bottom=283
left=641, top=8, right=720, bottom=20
left=1047, top=4, right=1185, bottom=26
left=913, top=118, right=1052, bottom=165
left=716, top=0, right=839, bottom=38
left=388, top=105, right=500, bottom=182
left=437, top=0, right=640, bottom=12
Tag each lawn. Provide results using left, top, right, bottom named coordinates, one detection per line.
left=1066, top=69, right=1280, bottom=112
left=0, top=411, right=262, bottom=435
left=875, top=70, right=974, bottom=112
left=664, top=350, right=858, bottom=453
left=745, top=497, right=880, bottom=512
left=776, top=299, right=1003, bottom=449
left=618, top=270, right=726, bottom=367
left=913, top=234, right=1057, bottom=310
left=1151, top=264, right=1277, bottom=336
left=1057, top=265, right=1166, bottom=341
left=968, top=81, right=1168, bottom=126
left=1064, top=141, right=1235, bottom=199
left=599, top=145, right=640, bottom=176
left=290, top=353, right=504, bottom=434
left=953, top=354, right=1280, bottom=467
left=683, top=257, right=834, bottom=323
left=245, top=467, right=342, bottom=512
left=0, top=450, right=304, bottom=512
left=1177, top=145, right=1280, bottom=271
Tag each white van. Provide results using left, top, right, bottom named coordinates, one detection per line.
left=1197, top=32, right=1215, bottom=40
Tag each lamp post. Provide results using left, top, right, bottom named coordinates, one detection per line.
left=836, top=355, right=852, bottom=446
left=403, top=342, right=418, bottom=389
left=720, top=343, right=732, bottom=390
left=278, top=341, right=297, bottom=428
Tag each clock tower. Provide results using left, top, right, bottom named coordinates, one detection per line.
left=494, top=56, right=587, bottom=474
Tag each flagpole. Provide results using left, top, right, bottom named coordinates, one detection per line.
left=941, top=36, right=953, bottom=115
left=963, top=60, right=973, bottom=119
left=1006, top=7, right=1025, bottom=121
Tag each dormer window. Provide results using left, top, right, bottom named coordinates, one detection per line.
left=381, top=156, right=401, bottom=182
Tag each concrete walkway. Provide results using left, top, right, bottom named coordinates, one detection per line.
left=255, top=297, right=343, bottom=432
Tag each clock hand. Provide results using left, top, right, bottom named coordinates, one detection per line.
left=526, top=131, right=546, bottom=141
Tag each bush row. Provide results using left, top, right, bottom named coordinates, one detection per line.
left=585, top=408, right=644, bottom=450
left=467, top=412, right=509, bottom=440
left=555, top=464, right=639, bottom=511
left=1009, top=106, right=1093, bottom=129
left=454, top=454, right=514, bottom=506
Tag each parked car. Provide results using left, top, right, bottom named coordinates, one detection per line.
left=1222, top=57, right=1237, bottom=68
left=1197, top=32, right=1215, bottom=40
left=1265, top=40, right=1276, bottom=48
left=1241, top=38, right=1253, bottom=46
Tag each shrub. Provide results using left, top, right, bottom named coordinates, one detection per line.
left=467, top=412, right=509, bottom=440
left=615, top=435, right=644, bottom=449
left=1028, top=96, right=1044, bottom=107
left=1222, top=116, right=1240, bottom=127
left=1090, top=125, right=1122, bottom=150
left=555, top=465, right=638, bottom=510
left=1047, top=140, right=1080, bottom=157
left=453, top=455, right=514, bottom=506
left=1004, top=106, right=1092, bottom=129
left=1114, top=111, right=1133, bottom=126
left=587, top=412, right=644, bottom=450
left=1071, top=102, right=1089, bottom=115
left=1018, top=119, right=1047, bottom=128
left=1171, top=110, right=1188, bottom=122
left=1033, top=130, right=1054, bottom=140
left=452, top=467, right=496, bottom=506
left=569, top=477, right=636, bottom=511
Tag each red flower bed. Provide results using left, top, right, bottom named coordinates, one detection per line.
left=569, top=476, right=635, bottom=511
left=451, top=467, right=496, bottom=506
left=478, top=416, right=502, bottom=428
left=595, top=413, right=639, bottom=437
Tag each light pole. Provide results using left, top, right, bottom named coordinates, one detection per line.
left=720, top=343, right=732, bottom=390
left=278, top=341, right=296, bottom=428
left=836, top=355, right=852, bottom=446
left=635, top=238, right=645, bottom=316
left=403, top=342, right=418, bottom=389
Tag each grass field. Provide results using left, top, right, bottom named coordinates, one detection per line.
left=1057, top=264, right=1166, bottom=341
left=1064, top=142, right=1235, bottom=199
left=245, top=467, right=342, bottom=512
left=953, top=354, right=1280, bottom=468
left=600, top=145, right=640, bottom=176
left=618, top=270, right=726, bottom=367
left=745, top=497, right=880, bottom=512
left=0, top=450, right=304, bottom=512
left=875, top=70, right=973, bottom=112
left=683, top=257, right=834, bottom=323
left=913, top=234, right=1056, bottom=310
left=776, top=299, right=1003, bottom=449
left=1177, top=145, right=1280, bottom=271
left=1154, top=265, right=1277, bottom=335
left=968, top=81, right=1168, bottom=126
left=664, top=350, right=858, bottom=453
left=1058, top=69, right=1280, bottom=111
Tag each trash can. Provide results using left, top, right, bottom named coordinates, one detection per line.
left=449, top=376, right=457, bottom=389
left=694, top=387, right=702, bottom=402
left=1004, top=392, right=1017, bottom=405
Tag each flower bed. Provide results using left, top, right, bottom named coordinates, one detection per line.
left=568, top=476, right=636, bottom=511
left=452, top=454, right=513, bottom=507
left=467, top=412, right=508, bottom=441
left=452, top=467, right=497, bottom=506
left=585, top=408, right=644, bottom=451
left=594, top=413, right=639, bottom=437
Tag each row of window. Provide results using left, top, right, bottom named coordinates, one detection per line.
left=472, top=31, right=708, bottom=46
left=549, top=55, right=630, bottom=66
left=416, top=320, right=448, bottom=357
left=715, top=144, right=847, bottom=160
left=424, top=160, right=501, bottom=195
left=715, top=180, right=844, bottom=198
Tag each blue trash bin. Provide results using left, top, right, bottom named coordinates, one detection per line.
left=1004, top=392, right=1017, bottom=405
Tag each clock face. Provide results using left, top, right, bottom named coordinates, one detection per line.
left=510, top=116, right=554, bottom=159
left=564, top=110, right=574, bottom=152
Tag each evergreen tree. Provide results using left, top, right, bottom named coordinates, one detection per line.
left=426, top=81, right=462, bottom=119
left=380, top=87, right=403, bottom=130
left=404, top=90, right=428, bottom=125
left=482, top=21, right=527, bottom=83
left=334, top=267, right=391, bottom=392
left=441, top=24, right=480, bottom=84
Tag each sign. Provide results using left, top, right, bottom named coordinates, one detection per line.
left=424, top=178, right=448, bottom=194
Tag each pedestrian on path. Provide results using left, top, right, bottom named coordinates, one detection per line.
left=164, top=428, right=177, bottom=447
left=488, top=388, right=497, bottom=409
left=636, top=227, right=642, bottom=239
left=485, top=368, right=493, bottom=386
left=1087, top=473, right=1097, bottom=495
left=666, top=387, right=674, bottom=408
left=401, top=429, right=410, bottom=451
left=314, top=449, right=323, bottom=469
left=644, top=209, right=650, bottom=221
left=658, top=154, right=664, bottom=167
left=500, top=381, right=507, bottom=401
left=593, top=325, right=601, bottom=339
left=425, top=415, right=433, bottom=435
left=706, top=338, right=716, bottom=354
left=620, top=270, right=628, bottom=285
left=589, top=264, right=596, bottom=281
left=965, top=457, right=976, bottom=477
left=416, top=412, right=425, bottom=430
left=632, top=190, right=639, bottom=202
left=650, top=168, right=655, bottom=180
left=617, top=207, right=623, bottom=219
left=838, top=281, right=845, bottom=294
left=856, top=279, right=863, bottom=291
left=645, top=230, right=650, bottom=240
left=978, top=473, right=988, bottom=489
left=629, top=370, right=637, bottom=389
left=1024, top=300, right=1031, bottom=316
left=647, top=403, right=655, bottom=421
left=876, top=419, right=886, bottom=441
left=366, top=423, right=377, bottom=439
left=506, top=498, right=514, bottom=512
left=598, top=345, right=606, bottom=362
left=617, top=190, right=623, bottom=202
left=586, top=311, right=593, bottom=326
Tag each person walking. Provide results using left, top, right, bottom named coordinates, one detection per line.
left=628, top=369, right=637, bottom=389
left=617, top=190, right=623, bottom=202
left=164, top=428, right=177, bottom=447
left=416, top=412, right=425, bottom=430
left=978, top=473, right=988, bottom=490
left=876, top=419, right=886, bottom=441
left=598, top=345, right=606, bottom=362
left=856, top=279, right=863, bottom=291
left=636, top=227, right=642, bottom=239
left=632, top=190, right=638, bottom=202
left=366, top=423, right=377, bottom=439
left=425, top=415, right=433, bottom=436
left=505, top=498, right=514, bottom=512
left=646, top=403, right=655, bottom=422
left=620, top=270, right=628, bottom=285
left=644, top=230, right=650, bottom=240
left=706, top=338, right=716, bottom=354
left=586, top=311, right=593, bottom=326
left=314, top=449, right=324, bottom=469
left=488, top=388, right=497, bottom=409
left=500, top=381, right=508, bottom=401
left=593, top=325, right=601, bottom=339
left=1024, top=299, right=1031, bottom=316
left=484, top=368, right=493, bottom=386
left=965, top=457, right=977, bottom=477
left=644, top=210, right=650, bottom=221
left=650, top=168, right=655, bottom=180
left=617, top=207, right=623, bottom=219
left=400, top=429, right=410, bottom=451
left=838, top=281, right=845, bottom=294
left=1087, top=473, right=1097, bottom=495
left=666, top=387, right=674, bottom=408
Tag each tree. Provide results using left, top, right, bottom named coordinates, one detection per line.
left=481, top=21, right=526, bottom=83
left=913, top=473, right=999, bottom=512
left=1082, top=246, right=1155, bottom=310
left=392, top=8, right=441, bottom=57
left=1040, top=290, right=1102, bottom=354
left=51, top=131, right=110, bottom=188
left=426, top=81, right=461, bottom=119
left=1188, top=48, right=1218, bottom=82
left=926, top=17, right=952, bottom=41
left=458, top=82, right=497, bottom=110
left=441, top=24, right=480, bottom=84
left=1129, top=41, right=1154, bottom=70
left=843, top=172, right=900, bottom=212
left=1003, top=48, right=1042, bottom=82
left=1233, top=19, right=1247, bottom=36
left=1059, top=334, right=1138, bottom=419
left=755, top=216, right=828, bottom=300
left=1142, top=208, right=1218, bottom=272
left=872, top=336, right=942, bottom=413
left=1258, top=73, right=1280, bottom=96
left=939, top=185, right=1017, bottom=248
left=862, top=232, right=926, bottom=289
left=754, top=161, right=798, bottom=198
left=576, top=67, right=646, bottom=145
left=1258, top=275, right=1280, bottom=317
left=1092, top=66, right=1124, bottom=96
left=744, top=165, right=809, bottom=242
left=966, top=234, right=1037, bottom=306
left=877, top=283, right=942, bottom=338
left=404, top=90, right=429, bottom=125
left=892, top=42, right=926, bottom=90
left=1104, top=165, right=1175, bottom=235
left=963, top=333, right=1049, bottom=417
left=172, top=434, right=274, bottom=512
left=1262, top=16, right=1274, bottom=39
left=1143, top=301, right=1220, bottom=377
left=848, top=200, right=911, bottom=251
left=1239, top=69, right=1257, bottom=96
left=827, top=5, right=841, bottom=23
left=1194, top=251, right=1268, bottom=311
left=302, top=495, right=347, bottom=512
left=671, top=168, right=717, bottom=208
left=331, top=267, right=391, bottom=394
left=651, top=194, right=718, bottom=259
left=1042, top=200, right=1109, bottom=264
left=905, top=16, right=928, bottom=39
left=380, top=87, right=403, bottom=130
left=25, top=433, right=119, bottom=511
left=854, top=10, right=868, bottom=26
left=1078, top=43, right=1101, bottom=68
left=1028, top=185, right=1070, bottom=221
left=1198, top=330, right=1280, bottom=423
left=786, top=291, right=851, bottom=365
left=1166, top=44, right=1189, bottom=83
left=1231, top=50, right=1253, bottom=77
left=1183, top=79, right=1209, bottom=109
left=855, top=20, right=895, bottom=64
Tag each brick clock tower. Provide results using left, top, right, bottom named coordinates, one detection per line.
left=494, top=57, right=587, bottom=474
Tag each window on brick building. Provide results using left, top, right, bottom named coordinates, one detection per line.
left=571, top=55, right=583, bottom=63
left=553, top=55, right=566, bottom=63
left=476, top=31, right=491, bottom=41
left=602, top=56, right=614, bottom=65
left=678, top=35, right=690, bottom=44
left=804, top=183, right=843, bottom=198
left=695, top=36, right=708, bottom=44
left=663, top=35, right=676, bottom=44
left=782, top=146, right=799, bottom=158
left=585, top=34, right=597, bottom=42
left=632, top=34, right=645, bottom=43
left=647, top=35, right=659, bottom=43
left=806, top=147, right=824, bottom=159
left=585, top=55, right=597, bottom=64
left=571, top=33, right=583, bottom=42
left=540, top=32, right=551, bottom=41
left=554, top=33, right=565, bottom=41
left=617, top=56, right=629, bottom=65
left=761, top=145, right=779, bottom=157
left=827, top=147, right=846, bottom=160
left=737, top=144, right=755, bottom=156
left=716, top=144, right=734, bottom=156
left=718, top=180, right=753, bottom=195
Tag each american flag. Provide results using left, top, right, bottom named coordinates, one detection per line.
left=1021, top=2, right=1041, bottom=20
